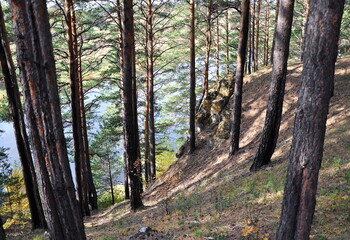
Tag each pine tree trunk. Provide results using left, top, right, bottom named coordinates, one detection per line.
left=263, top=0, right=269, bottom=66
left=144, top=74, right=151, bottom=186
left=122, top=0, right=143, bottom=211
left=251, top=0, right=255, bottom=72
left=229, top=0, right=250, bottom=155
left=10, top=1, right=86, bottom=239
left=131, top=30, right=143, bottom=194
left=79, top=52, right=98, bottom=211
left=270, top=0, right=279, bottom=64
left=64, top=0, right=90, bottom=217
left=247, top=11, right=252, bottom=74
left=215, top=11, right=220, bottom=83
left=250, top=0, right=295, bottom=171
left=276, top=1, right=344, bottom=239
left=0, top=3, right=46, bottom=230
left=203, top=0, right=212, bottom=98
left=107, top=154, right=115, bottom=205
left=76, top=10, right=98, bottom=214
left=189, top=0, right=196, bottom=154
left=146, top=0, right=156, bottom=184
left=225, top=8, right=230, bottom=75
left=123, top=151, right=130, bottom=199
left=116, top=0, right=130, bottom=200
left=254, top=0, right=261, bottom=71
left=300, top=0, right=310, bottom=61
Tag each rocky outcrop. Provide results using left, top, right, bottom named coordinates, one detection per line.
left=196, top=78, right=233, bottom=141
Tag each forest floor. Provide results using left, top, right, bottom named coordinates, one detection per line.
left=7, top=58, right=350, bottom=240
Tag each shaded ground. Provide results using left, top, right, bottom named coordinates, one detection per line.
left=7, top=59, right=350, bottom=240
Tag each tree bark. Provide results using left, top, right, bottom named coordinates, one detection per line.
left=144, top=69, right=151, bottom=186
left=250, top=0, right=295, bottom=171
left=254, top=0, right=261, bottom=71
left=202, top=0, right=212, bottom=99
left=122, top=0, right=143, bottom=211
left=0, top=3, right=46, bottom=230
left=229, top=0, right=250, bottom=156
left=116, top=0, right=130, bottom=200
left=263, top=0, right=269, bottom=66
left=77, top=26, right=98, bottom=212
left=10, top=1, right=86, bottom=239
left=300, top=0, right=310, bottom=61
left=145, top=0, right=156, bottom=185
left=215, top=9, right=220, bottom=83
left=276, top=1, right=345, bottom=239
left=270, top=0, right=279, bottom=64
left=132, top=27, right=143, bottom=194
left=107, top=154, right=115, bottom=205
left=225, top=7, right=230, bottom=75
left=251, top=0, right=255, bottom=72
left=189, top=0, right=196, bottom=154
left=64, top=0, right=90, bottom=217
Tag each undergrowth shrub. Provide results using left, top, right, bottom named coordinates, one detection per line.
left=98, top=185, right=124, bottom=209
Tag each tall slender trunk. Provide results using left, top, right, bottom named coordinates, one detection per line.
left=263, top=0, right=269, bottom=66
left=229, top=0, right=250, bottom=156
left=270, top=0, right=279, bottom=64
left=189, top=0, right=196, bottom=153
left=146, top=0, right=156, bottom=184
left=130, top=23, right=143, bottom=194
left=276, top=1, right=345, bottom=238
left=300, top=0, right=310, bottom=61
left=116, top=0, right=130, bottom=200
left=215, top=10, right=220, bottom=83
left=64, top=0, right=90, bottom=217
left=107, top=154, right=115, bottom=205
left=225, top=8, right=230, bottom=76
left=10, top=0, right=86, bottom=239
left=144, top=69, right=151, bottom=186
left=254, top=0, right=261, bottom=70
left=247, top=10, right=252, bottom=74
left=0, top=3, right=46, bottom=230
left=132, top=44, right=143, bottom=194
left=203, top=0, right=212, bottom=98
left=122, top=0, right=143, bottom=211
left=251, top=0, right=256, bottom=72
left=78, top=50, right=98, bottom=211
left=250, top=0, right=295, bottom=171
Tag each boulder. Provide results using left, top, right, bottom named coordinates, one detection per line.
left=215, top=117, right=231, bottom=139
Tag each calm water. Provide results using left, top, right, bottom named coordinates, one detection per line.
left=0, top=121, right=19, bottom=166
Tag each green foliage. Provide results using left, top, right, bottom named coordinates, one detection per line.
left=90, top=102, right=124, bottom=195
left=1, top=168, right=30, bottom=229
left=264, top=172, right=278, bottom=193
left=97, top=185, right=124, bottom=210
left=0, top=146, right=11, bottom=203
left=156, top=151, right=176, bottom=178
left=0, top=95, right=11, bottom=122
left=214, top=193, right=234, bottom=212
left=344, top=170, right=350, bottom=184
left=32, top=234, right=44, bottom=240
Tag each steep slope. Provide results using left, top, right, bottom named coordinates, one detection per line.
left=83, top=59, right=350, bottom=239
left=8, top=59, right=349, bottom=240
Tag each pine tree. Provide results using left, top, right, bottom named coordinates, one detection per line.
left=122, top=0, right=143, bottom=211
left=9, top=0, right=86, bottom=238
left=276, top=0, right=345, bottom=238
left=250, top=0, right=295, bottom=171
left=229, top=0, right=250, bottom=155
left=0, top=3, right=46, bottom=229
